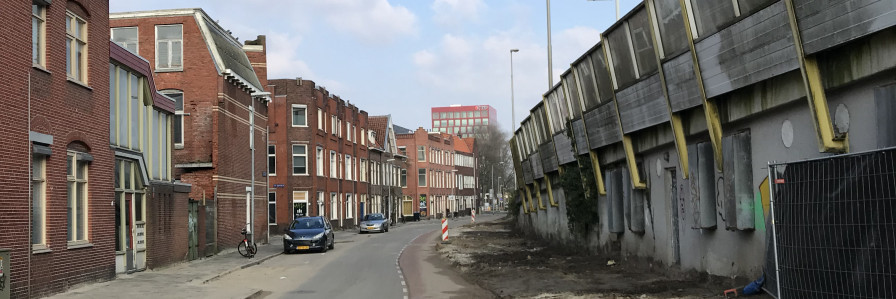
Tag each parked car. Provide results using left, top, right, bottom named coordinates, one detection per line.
left=359, top=213, right=389, bottom=233
left=283, top=216, right=334, bottom=253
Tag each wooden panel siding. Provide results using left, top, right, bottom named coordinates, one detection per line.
left=585, top=103, right=622, bottom=149
left=615, top=74, right=669, bottom=133
left=795, top=0, right=896, bottom=55
left=663, top=52, right=703, bottom=112
left=696, top=1, right=799, bottom=98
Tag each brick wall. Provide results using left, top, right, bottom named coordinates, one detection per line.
left=0, top=1, right=115, bottom=297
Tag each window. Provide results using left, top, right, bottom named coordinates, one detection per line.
left=330, top=193, right=338, bottom=220
left=589, top=47, right=615, bottom=101
left=317, top=191, right=324, bottom=216
left=417, top=146, right=425, bottom=161
left=267, top=145, right=276, bottom=176
left=330, top=151, right=337, bottom=178
left=688, top=0, right=735, bottom=38
left=317, top=109, right=323, bottom=130
left=292, top=104, right=307, bottom=127
left=32, top=154, right=47, bottom=247
left=418, top=168, right=427, bottom=187
left=652, top=0, right=688, bottom=57
left=316, top=147, right=324, bottom=176
left=433, top=112, right=439, bottom=119
left=345, top=155, right=353, bottom=181
left=66, top=11, right=88, bottom=83
left=161, top=91, right=184, bottom=146
left=156, top=24, right=183, bottom=70
left=32, top=4, right=46, bottom=66
left=361, top=129, right=366, bottom=145
left=607, top=25, right=637, bottom=88
left=360, top=159, right=367, bottom=182
left=331, top=115, right=337, bottom=135
left=628, top=9, right=657, bottom=76
left=346, top=194, right=353, bottom=219
left=483, top=119, right=489, bottom=126
left=112, top=27, right=139, bottom=54
left=474, top=111, right=481, bottom=117
left=268, top=192, right=276, bottom=225
left=292, top=144, right=307, bottom=175
left=67, top=151, right=89, bottom=243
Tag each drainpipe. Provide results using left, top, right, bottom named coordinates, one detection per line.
left=27, top=71, right=32, bottom=298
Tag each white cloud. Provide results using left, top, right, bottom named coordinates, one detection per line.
left=413, top=50, right=436, bottom=67
left=432, top=0, right=486, bottom=28
left=308, top=0, right=418, bottom=45
left=552, top=26, right=601, bottom=82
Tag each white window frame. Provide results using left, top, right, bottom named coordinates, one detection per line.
left=318, top=109, right=323, bottom=130
left=345, top=155, right=353, bottom=181
left=268, top=144, right=276, bottom=176
left=66, top=11, right=88, bottom=83
left=331, top=115, right=337, bottom=135
left=111, top=26, right=139, bottom=54
left=418, top=168, right=427, bottom=187
left=67, top=151, right=89, bottom=244
left=155, top=24, right=183, bottom=70
left=361, top=129, right=366, bottom=145
left=317, top=191, right=325, bottom=217
left=32, top=154, right=47, bottom=248
left=330, top=151, right=337, bottom=178
left=160, top=90, right=185, bottom=147
left=330, top=192, right=339, bottom=220
left=291, top=104, right=308, bottom=127
left=346, top=194, right=354, bottom=219
left=316, top=147, right=324, bottom=177
left=33, top=4, right=46, bottom=67
left=292, top=144, right=308, bottom=175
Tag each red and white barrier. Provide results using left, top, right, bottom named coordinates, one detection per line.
left=471, top=210, right=476, bottom=223
left=441, top=218, right=449, bottom=242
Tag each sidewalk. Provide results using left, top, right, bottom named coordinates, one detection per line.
left=45, top=219, right=445, bottom=299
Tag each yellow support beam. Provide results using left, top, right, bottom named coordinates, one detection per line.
left=545, top=175, right=559, bottom=207
left=533, top=180, right=547, bottom=210
left=783, top=0, right=847, bottom=153
left=525, top=184, right=536, bottom=211
left=679, top=0, right=725, bottom=172
left=520, top=188, right=530, bottom=214
left=589, top=150, right=607, bottom=195
left=645, top=0, right=689, bottom=179
left=621, top=136, right=647, bottom=189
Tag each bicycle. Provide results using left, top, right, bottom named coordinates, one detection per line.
left=238, top=228, right=257, bottom=258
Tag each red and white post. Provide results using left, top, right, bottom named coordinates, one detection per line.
left=441, top=218, right=449, bottom=242
left=471, top=209, right=475, bottom=223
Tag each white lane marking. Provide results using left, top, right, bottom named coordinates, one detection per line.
left=396, top=229, right=431, bottom=299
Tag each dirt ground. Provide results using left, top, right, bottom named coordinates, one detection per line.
left=438, top=216, right=769, bottom=299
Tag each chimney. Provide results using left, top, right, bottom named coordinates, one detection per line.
left=243, top=35, right=268, bottom=88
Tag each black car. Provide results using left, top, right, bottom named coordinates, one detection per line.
left=283, top=216, right=334, bottom=253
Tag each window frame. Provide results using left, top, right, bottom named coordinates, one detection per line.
left=267, top=144, right=276, bottom=176
left=65, top=11, right=89, bottom=83
left=291, top=104, right=308, bottom=127
left=160, top=90, right=185, bottom=147
left=32, top=4, right=46, bottom=67
left=330, top=151, right=337, bottom=178
left=316, top=147, right=324, bottom=177
left=292, top=144, right=308, bottom=175
left=111, top=26, right=139, bottom=54
left=418, top=168, right=427, bottom=187
left=32, top=154, right=47, bottom=249
left=330, top=193, right=339, bottom=220
left=67, top=150, right=89, bottom=244
left=268, top=192, right=276, bottom=225
left=155, top=24, right=184, bottom=71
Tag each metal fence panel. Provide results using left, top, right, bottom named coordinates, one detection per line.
left=767, top=148, right=896, bottom=298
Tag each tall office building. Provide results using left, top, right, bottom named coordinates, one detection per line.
left=431, top=105, right=497, bottom=138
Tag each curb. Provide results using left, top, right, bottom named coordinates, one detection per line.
left=199, top=251, right=284, bottom=284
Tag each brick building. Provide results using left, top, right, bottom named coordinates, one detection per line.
left=367, top=115, right=407, bottom=223
left=109, top=42, right=192, bottom=273
left=267, top=78, right=368, bottom=231
left=110, top=8, right=270, bottom=257
left=452, top=136, right=477, bottom=216
left=431, top=104, right=497, bottom=138
left=396, top=128, right=457, bottom=219
left=0, top=1, right=112, bottom=297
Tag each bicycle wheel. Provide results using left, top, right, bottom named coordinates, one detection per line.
left=248, top=242, right=258, bottom=256
left=238, top=241, right=251, bottom=257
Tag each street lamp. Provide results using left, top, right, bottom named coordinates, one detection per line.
left=510, top=49, right=519, bottom=129
left=546, top=0, right=553, bottom=89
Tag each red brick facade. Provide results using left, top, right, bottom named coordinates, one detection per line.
left=396, top=128, right=457, bottom=219
left=268, top=79, right=369, bottom=231
left=0, top=1, right=114, bottom=297
left=111, top=9, right=270, bottom=256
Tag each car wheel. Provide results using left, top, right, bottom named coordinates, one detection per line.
left=283, top=246, right=290, bottom=254
left=359, top=229, right=363, bottom=234
left=321, top=239, right=329, bottom=253
left=328, top=238, right=335, bottom=250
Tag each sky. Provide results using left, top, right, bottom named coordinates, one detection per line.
left=110, top=0, right=640, bottom=134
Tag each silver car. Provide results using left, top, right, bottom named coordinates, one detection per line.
left=359, top=213, right=389, bottom=233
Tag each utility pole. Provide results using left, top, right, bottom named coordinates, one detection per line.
left=248, top=103, right=255, bottom=246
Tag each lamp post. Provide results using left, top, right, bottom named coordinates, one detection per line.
left=510, top=49, right=519, bottom=129
left=546, top=0, right=553, bottom=89
left=384, top=158, right=394, bottom=223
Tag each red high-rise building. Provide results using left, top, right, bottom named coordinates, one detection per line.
left=430, top=105, right=497, bottom=138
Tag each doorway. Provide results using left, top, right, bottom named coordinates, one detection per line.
left=114, top=159, right=146, bottom=273
left=188, top=200, right=199, bottom=260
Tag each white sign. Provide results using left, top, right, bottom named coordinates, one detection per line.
left=135, top=224, right=146, bottom=250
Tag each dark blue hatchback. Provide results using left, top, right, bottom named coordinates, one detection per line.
left=283, top=216, right=334, bottom=253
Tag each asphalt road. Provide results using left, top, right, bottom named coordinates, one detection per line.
left=208, top=214, right=501, bottom=299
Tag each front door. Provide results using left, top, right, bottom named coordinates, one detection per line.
left=293, top=201, right=307, bottom=220
left=115, top=193, right=136, bottom=273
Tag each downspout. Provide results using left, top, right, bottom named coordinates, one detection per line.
left=265, top=125, right=269, bottom=243
left=27, top=71, right=33, bottom=298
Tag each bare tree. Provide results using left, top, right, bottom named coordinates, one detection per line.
left=471, top=124, right=514, bottom=208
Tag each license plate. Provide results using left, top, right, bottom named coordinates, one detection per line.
left=297, top=246, right=310, bottom=250
left=367, top=226, right=375, bottom=229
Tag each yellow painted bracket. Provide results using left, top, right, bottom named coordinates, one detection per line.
left=670, top=115, right=690, bottom=179
left=589, top=150, right=607, bottom=195
left=533, top=180, right=547, bottom=210
left=520, top=188, right=530, bottom=214
left=622, top=136, right=647, bottom=189
left=782, top=0, right=847, bottom=153
left=678, top=0, right=724, bottom=172
left=525, top=185, right=536, bottom=211
left=545, top=175, right=559, bottom=207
